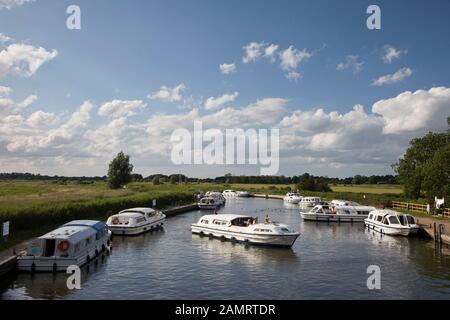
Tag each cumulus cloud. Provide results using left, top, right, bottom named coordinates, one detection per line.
left=204, top=92, right=239, bottom=110
left=382, top=45, right=407, bottom=64
left=27, top=110, right=57, bottom=127
left=372, top=87, right=450, bottom=134
left=219, top=63, right=236, bottom=75
left=264, top=44, right=279, bottom=63
left=0, top=0, right=33, bottom=10
left=0, top=33, right=11, bottom=43
left=372, top=67, right=412, bottom=86
left=242, top=42, right=264, bottom=63
left=0, top=43, right=58, bottom=78
left=285, top=71, right=301, bottom=81
left=336, top=55, right=364, bottom=73
left=279, top=46, right=312, bottom=71
left=0, top=85, right=12, bottom=95
left=148, top=83, right=185, bottom=102
left=98, top=99, right=146, bottom=118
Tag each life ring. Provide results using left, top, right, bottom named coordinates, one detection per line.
left=57, top=240, right=70, bottom=252
left=112, top=217, right=120, bottom=225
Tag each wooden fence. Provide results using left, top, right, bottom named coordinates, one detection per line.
left=392, top=201, right=450, bottom=216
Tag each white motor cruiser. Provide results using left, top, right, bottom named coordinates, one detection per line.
left=106, top=207, right=166, bottom=236
left=301, top=204, right=376, bottom=222
left=237, top=191, right=250, bottom=197
left=191, top=214, right=300, bottom=247
left=222, top=190, right=238, bottom=197
left=283, top=192, right=302, bottom=204
left=198, top=196, right=221, bottom=210
left=17, top=220, right=112, bottom=272
left=298, top=197, right=322, bottom=210
left=205, top=191, right=226, bottom=206
left=330, top=199, right=360, bottom=207
left=365, top=209, right=419, bottom=236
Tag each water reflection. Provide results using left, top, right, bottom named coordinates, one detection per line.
left=0, top=252, right=109, bottom=300
left=191, top=234, right=299, bottom=266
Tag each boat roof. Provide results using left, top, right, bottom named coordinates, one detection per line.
left=371, top=209, right=405, bottom=216
left=301, top=197, right=321, bottom=200
left=40, top=220, right=103, bottom=241
left=63, top=220, right=107, bottom=231
left=200, top=214, right=250, bottom=221
left=119, top=207, right=156, bottom=215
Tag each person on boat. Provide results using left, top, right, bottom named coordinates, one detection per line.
left=330, top=206, right=337, bottom=214
left=264, top=214, right=270, bottom=224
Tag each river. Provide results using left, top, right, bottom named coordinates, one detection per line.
left=1, top=197, right=449, bottom=299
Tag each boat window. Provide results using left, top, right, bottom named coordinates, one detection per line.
left=74, top=243, right=81, bottom=253
left=85, top=237, right=91, bottom=246
left=398, top=215, right=406, bottom=226
left=376, top=216, right=383, bottom=222
left=316, top=209, right=323, bottom=213
left=43, top=239, right=56, bottom=257
left=201, top=219, right=209, bottom=224
left=136, top=217, right=146, bottom=224
left=281, top=228, right=289, bottom=232
left=406, top=216, right=415, bottom=224
left=369, top=214, right=373, bottom=220
left=389, top=216, right=399, bottom=225
left=383, top=219, right=390, bottom=225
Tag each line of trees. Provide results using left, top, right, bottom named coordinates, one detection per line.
left=394, top=117, right=450, bottom=201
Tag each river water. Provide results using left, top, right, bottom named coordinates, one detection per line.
left=1, top=197, right=450, bottom=300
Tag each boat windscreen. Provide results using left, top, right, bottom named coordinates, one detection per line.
left=231, top=217, right=254, bottom=226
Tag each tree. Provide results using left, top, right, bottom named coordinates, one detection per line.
left=152, top=176, right=160, bottom=185
left=107, top=151, right=133, bottom=189
left=393, top=131, right=448, bottom=198
left=421, top=144, right=450, bottom=202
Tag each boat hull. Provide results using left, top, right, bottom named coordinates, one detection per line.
left=17, top=242, right=111, bottom=272
left=198, top=204, right=220, bottom=210
left=284, top=198, right=301, bottom=204
left=191, top=225, right=299, bottom=247
left=301, top=212, right=366, bottom=222
left=108, top=218, right=165, bottom=236
left=365, top=220, right=419, bottom=236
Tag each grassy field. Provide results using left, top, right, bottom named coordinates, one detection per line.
left=0, top=180, right=409, bottom=251
left=330, top=184, right=403, bottom=194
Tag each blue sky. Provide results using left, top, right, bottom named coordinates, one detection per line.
left=0, top=0, right=449, bottom=177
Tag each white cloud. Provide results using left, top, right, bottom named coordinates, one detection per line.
left=17, top=94, right=37, bottom=108
left=336, top=55, right=364, bottom=73
left=27, top=110, right=57, bottom=127
left=0, top=33, right=11, bottom=43
left=372, top=87, right=450, bottom=134
left=382, top=45, right=407, bottom=64
left=148, top=83, right=185, bottom=102
left=0, top=0, right=33, bottom=10
left=279, top=45, right=312, bottom=71
left=372, top=67, right=412, bottom=86
left=285, top=71, right=301, bottom=80
left=219, top=63, right=236, bottom=75
left=242, top=42, right=264, bottom=63
left=264, top=44, right=279, bottom=63
left=98, top=99, right=147, bottom=118
left=0, top=43, right=58, bottom=78
left=0, top=85, right=11, bottom=95
left=204, top=92, right=239, bottom=110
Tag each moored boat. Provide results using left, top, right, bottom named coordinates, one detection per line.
left=237, top=191, right=250, bottom=197
left=301, top=204, right=376, bottom=222
left=364, top=209, right=419, bottom=236
left=191, top=214, right=300, bottom=247
left=283, top=192, right=302, bottom=204
left=222, top=190, right=237, bottom=197
left=106, top=207, right=166, bottom=236
left=17, top=220, right=112, bottom=272
left=298, top=197, right=322, bottom=210
left=198, top=196, right=221, bottom=210
left=205, top=191, right=226, bottom=205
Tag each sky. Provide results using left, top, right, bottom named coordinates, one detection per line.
left=0, top=0, right=449, bottom=178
